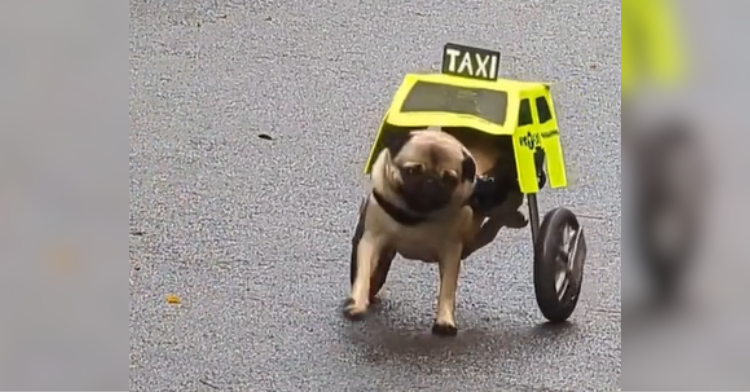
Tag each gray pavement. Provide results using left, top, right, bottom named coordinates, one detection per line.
left=129, top=0, right=621, bottom=391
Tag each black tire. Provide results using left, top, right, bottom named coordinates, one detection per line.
left=350, top=198, right=395, bottom=300
left=533, top=207, right=587, bottom=323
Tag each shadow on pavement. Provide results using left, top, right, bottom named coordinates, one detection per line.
left=338, top=298, right=579, bottom=365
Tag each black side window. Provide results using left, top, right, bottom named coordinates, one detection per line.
left=535, top=96, right=552, bottom=124
left=518, top=99, right=533, bottom=126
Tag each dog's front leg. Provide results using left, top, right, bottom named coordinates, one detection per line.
left=344, top=233, right=381, bottom=320
left=433, top=244, right=463, bottom=336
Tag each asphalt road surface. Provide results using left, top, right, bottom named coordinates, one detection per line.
left=129, top=0, right=621, bottom=391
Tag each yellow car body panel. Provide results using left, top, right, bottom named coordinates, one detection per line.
left=364, top=73, right=568, bottom=194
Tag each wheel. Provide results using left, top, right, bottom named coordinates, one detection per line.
left=634, top=122, right=704, bottom=298
left=533, top=207, right=587, bottom=323
left=350, top=198, right=395, bottom=300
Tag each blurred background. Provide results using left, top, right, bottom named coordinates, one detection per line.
left=6, top=0, right=750, bottom=389
left=623, top=0, right=750, bottom=390
left=0, top=1, right=126, bottom=390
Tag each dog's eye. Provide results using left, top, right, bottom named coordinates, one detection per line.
left=404, top=165, right=423, bottom=175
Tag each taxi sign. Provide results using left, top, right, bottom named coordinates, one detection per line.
left=441, top=43, right=500, bottom=81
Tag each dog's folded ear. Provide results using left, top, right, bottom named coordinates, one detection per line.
left=384, top=131, right=414, bottom=158
left=461, top=151, right=476, bottom=182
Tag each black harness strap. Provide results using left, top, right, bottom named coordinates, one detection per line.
left=371, top=191, right=427, bottom=226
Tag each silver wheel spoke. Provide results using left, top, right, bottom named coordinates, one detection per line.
left=555, top=225, right=578, bottom=300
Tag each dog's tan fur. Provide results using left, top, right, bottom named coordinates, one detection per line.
left=346, top=128, right=525, bottom=335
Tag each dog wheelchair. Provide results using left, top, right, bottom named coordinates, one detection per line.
left=351, top=43, right=588, bottom=323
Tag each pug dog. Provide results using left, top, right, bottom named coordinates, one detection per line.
left=346, top=127, right=531, bottom=335
left=345, top=128, right=483, bottom=336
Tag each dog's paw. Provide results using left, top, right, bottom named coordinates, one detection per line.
left=342, top=298, right=368, bottom=321
left=505, top=211, right=529, bottom=229
left=431, top=320, right=459, bottom=337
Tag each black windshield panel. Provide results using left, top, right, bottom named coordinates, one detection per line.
left=400, top=81, right=508, bottom=125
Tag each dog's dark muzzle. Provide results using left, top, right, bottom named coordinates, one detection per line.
left=400, top=177, right=453, bottom=214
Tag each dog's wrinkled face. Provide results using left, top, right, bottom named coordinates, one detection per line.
left=385, top=130, right=476, bottom=214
